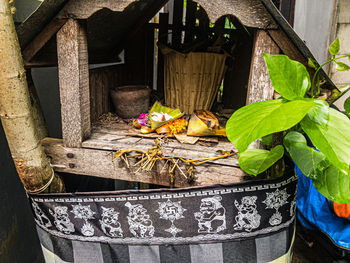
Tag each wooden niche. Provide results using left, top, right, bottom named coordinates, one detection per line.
left=36, top=0, right=313, bottom=188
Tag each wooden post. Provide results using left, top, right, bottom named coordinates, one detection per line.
left=157, top=12, right=169, bottom=98
left=246, top=30, right=280, bottom=150
left=0, top=0, right=64, bottom=193
left=184, top=0, right=197, bottom=43
left=279, top=0, right=296, bottom=26
left=246, top=30, right=280, bottom=104
left=57, top=19, right=90, bottom=148
left=172, top=0, right=184, bottom=47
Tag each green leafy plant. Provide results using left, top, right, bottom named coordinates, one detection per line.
left=345, top=97, right=350, bottom=117
left=226, top=39, right=350, bottom=203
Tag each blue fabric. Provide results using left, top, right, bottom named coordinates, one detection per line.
left=296, top=166, right=350, bottom=249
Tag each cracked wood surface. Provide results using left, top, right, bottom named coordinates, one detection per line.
left=42, top=138, right=248, bottom=188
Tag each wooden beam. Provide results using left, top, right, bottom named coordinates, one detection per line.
left=267, top=28, right=306, bottom=65
left=56, top=0, right=277, bottom=29
left=246, top=30, right=280, bottom=105
left=196, top=0, right=277, bottom=28
left=112, top=0, right=169, bottom=57
left=57, top=0, right=133, bottom=19
left=22, top=19, right=66, bottom=62
left=57, top=20, right=91, bottom=148
left=42, top=138, right=247, bottom=188
left=267, top=28, right=315, bottom=78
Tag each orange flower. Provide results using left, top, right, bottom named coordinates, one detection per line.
left=156, top=118, right=187, bottom=136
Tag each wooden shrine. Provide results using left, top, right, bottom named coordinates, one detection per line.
left=17, top=0, right=337, bottom=189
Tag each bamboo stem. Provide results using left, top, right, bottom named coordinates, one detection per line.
left=0, top=0, right=64, bottom=193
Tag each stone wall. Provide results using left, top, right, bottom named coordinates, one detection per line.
left=332, top=0, right=350, bottom=110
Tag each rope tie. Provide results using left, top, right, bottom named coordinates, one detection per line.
left=25, top=168, right=55, bottom=194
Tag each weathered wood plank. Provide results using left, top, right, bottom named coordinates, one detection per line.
left=57, top=20, right=91, bottom=148
left=82, top=131, right=240, bottom=167
left=246, top=30, right=280, bottom=105
left=90, top=123, right=237, bottom=152
left=56, top=0, right=277, bottom=29
left=22, top=19, right=66, bottom=62
left=42, top=138, right=247, bottom=188
left=89, top=69, right=111, bottom=123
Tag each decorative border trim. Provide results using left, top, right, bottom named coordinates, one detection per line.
left=37, top=217, right=295, bottom=245
left=32, top=175, right=298, bottom=204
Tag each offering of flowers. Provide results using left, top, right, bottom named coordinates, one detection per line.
left=134, top=113, right=149, bottom=128
left=149, top=102, right=184, bottom=130
left=133, top=102, right=185, bottom=135
left=151, top=112, right=173, bottom=122
left=156, top=118, right=188, bottom=136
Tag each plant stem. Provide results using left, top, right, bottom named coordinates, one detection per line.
left=269, top=133, right=285, bottom=179
left=311, top=55, right=349, bottom=97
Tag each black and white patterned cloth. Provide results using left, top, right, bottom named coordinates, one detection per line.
left=29, top=174, right=297, bottom=263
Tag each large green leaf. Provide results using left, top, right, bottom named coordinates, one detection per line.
left=301, top=108, right=350, bottom=174
left=263, top=54, right=311, bottom=100
left=226, top=99, right=316, bottom=152
left=345, top=97, right=350, bottom=114
left=238, top=145, right=284, bottom=176
left=305, top=99, right=329, bottom=128
left=284, top=132, right=329, bottom=179
left=313, top=165, right=350, bottom=203
left=284, top=131, right=350, bottom=203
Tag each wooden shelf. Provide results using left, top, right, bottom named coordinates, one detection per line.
left=83, top=122, right=239, bottom=167
left=42, top=122, right=248, bottom=188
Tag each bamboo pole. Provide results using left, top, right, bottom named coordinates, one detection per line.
left=0, top=0, right=64, bottom=193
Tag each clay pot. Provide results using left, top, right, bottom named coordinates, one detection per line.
left=110, top=85, right=151, bottom=118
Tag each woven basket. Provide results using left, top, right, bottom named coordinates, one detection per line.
left=162, top=46, right=227, bottom=114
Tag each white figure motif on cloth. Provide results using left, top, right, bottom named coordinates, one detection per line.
left=194, top=196, right=226, bottom=233
left=290, top=188, right=297, bottom=217
left=49, top=206, right=75, bottom=234
left=71, top=204, right=96, bottom=237
left=99, top=207, right=123, bottom=238
left=263, top=188, right=290, bottom=226
left=156, top=199, right=186, bottom=237
left=32, top=202, right=52, bottom=228
left=234, top=196, right=261, bottom=232
left=125, top=202, right=155, bottom=238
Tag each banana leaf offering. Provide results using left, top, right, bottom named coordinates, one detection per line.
left=133, top=102, right=184, bottom=134
left=187, top=110, right=226, bottom=137
left=149, top=102, right=184, bottom=130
